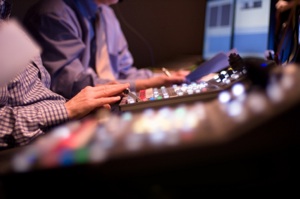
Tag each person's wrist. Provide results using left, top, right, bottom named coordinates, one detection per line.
left=65, top=102, right=76, bottom=119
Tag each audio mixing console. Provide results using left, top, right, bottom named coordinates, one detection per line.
left=119, top=63, right=248, bottom=111
left=6, top=62, right=300, bottom=174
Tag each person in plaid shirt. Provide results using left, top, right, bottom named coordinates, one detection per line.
left=0, top=0, right=129, bottom=150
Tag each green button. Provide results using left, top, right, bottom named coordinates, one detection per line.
left=156, top=96, right=163, bottom=100
left=74, top=148, right=89, bottom=164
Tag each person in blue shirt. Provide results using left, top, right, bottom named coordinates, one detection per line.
left=24, top=0, right=188, bottom=99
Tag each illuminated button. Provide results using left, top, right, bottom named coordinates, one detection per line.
left=200, top=82, right=208, bottom=88
left=122, top=112, right=133, bottom=121
left=190, top=82, right=197, bottom=86
left=223, top=78, right=231, bottom=84
left=156, top=96, right=163, bottom=100
left=127, top=98, right=135, bottom=104
left=172, top=105, right=187, bottom=131
left=226, top=100, right=247, bottom=122
left=180, top=84, right=188, bottom=92
left=227, top=100, right=243, bottom=117
left=176, top=90, right=184, bottom=96
left=94, top=126, right=115, bottom=149
left=153, top=88, right=159, bottom=97
left=187, top=89, right=193, bottom=95
left=149, top=130, right=166, bottom=145
left=12, top=148, right=38, bottom=172
left=163, top=94, right=169, bottom=98
left=139, top=90, right=146, bottom=101
left=201, top=87, right=209, bottom=92
left=266, top=82, right=284, bottom=103
left=232, top=83, right=245, bottom=97
left=193, top=102, right=206, bottom=120
left=74, top=148, right=89, bottom=164
left=59, top=149, right=74, bottom=166
left=125, top=133, right=144, bottom=150
left=247, top=91, right=267, bottom=113
left=89, top=143, right=107, bottom=162
left=181, top=83, right=188, bottom=87
left=180, top=112, right=198, bottom=132
left=231, top=73, right=240, bottom=79
left=214, top=74, right=221, bottom=83
left=281, top=75, right=293, bottom=90
left=221, top=70, right=229, bottom=78
left=218, top=91, right=231, bottom=104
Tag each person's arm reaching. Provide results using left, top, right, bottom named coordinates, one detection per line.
left=0, top=59, right=129, bottom=149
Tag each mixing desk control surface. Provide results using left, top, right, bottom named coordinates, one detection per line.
left=119, top=66, right=248, bottom=111
left=2, top=55, right=300, bottom=198
left=6, top=63, right=300, bottom=174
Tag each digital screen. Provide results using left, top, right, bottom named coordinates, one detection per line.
left=203, top=0, right=275, bottom=60
left=232, top=0, right=272, bottom=57
left=203, top=0, right=235, bottom=60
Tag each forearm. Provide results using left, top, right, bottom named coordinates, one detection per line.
left=116, top=79, right=136, bottom=91
left=135, top=79, right=155, bottom=91
left=118, top=65, right=153, bottom=92
left=0, top=101, right=68, bottom=149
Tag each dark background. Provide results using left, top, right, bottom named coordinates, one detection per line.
left=8, top=0, right=205, bottom=68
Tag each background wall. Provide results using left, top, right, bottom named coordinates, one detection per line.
left=9, top=0, right=206, bottom=68
left=9, top=0, right=39, bottom=20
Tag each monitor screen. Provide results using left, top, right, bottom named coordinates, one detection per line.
left=202, top=0, right=235, bottom=60
left=232, top=0, right=273, bottom=57
left=202, top=0, right=276, bottom=60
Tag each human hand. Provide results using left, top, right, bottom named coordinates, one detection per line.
left=135, top=74, right=186, bottom=90
left=65, top=83, right=129, bottom=119
left=276, top=0, right=293, bottom=12
left=170, top=69, right=190, bottom=77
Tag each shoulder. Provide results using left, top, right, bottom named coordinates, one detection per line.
left=25, top=0, right=73, bottom=17
left=24, top=0, right=79, bottom=30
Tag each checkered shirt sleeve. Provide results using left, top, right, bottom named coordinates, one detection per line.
left=0, top=57, right=69, bottom=149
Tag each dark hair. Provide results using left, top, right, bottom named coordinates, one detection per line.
left=0, top=0, right=12, bottom=20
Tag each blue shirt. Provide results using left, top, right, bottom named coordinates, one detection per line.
left=24, top=0, right=153, bottom=99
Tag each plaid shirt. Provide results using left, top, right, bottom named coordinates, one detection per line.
left=0, top=56, right=68, bottom=150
